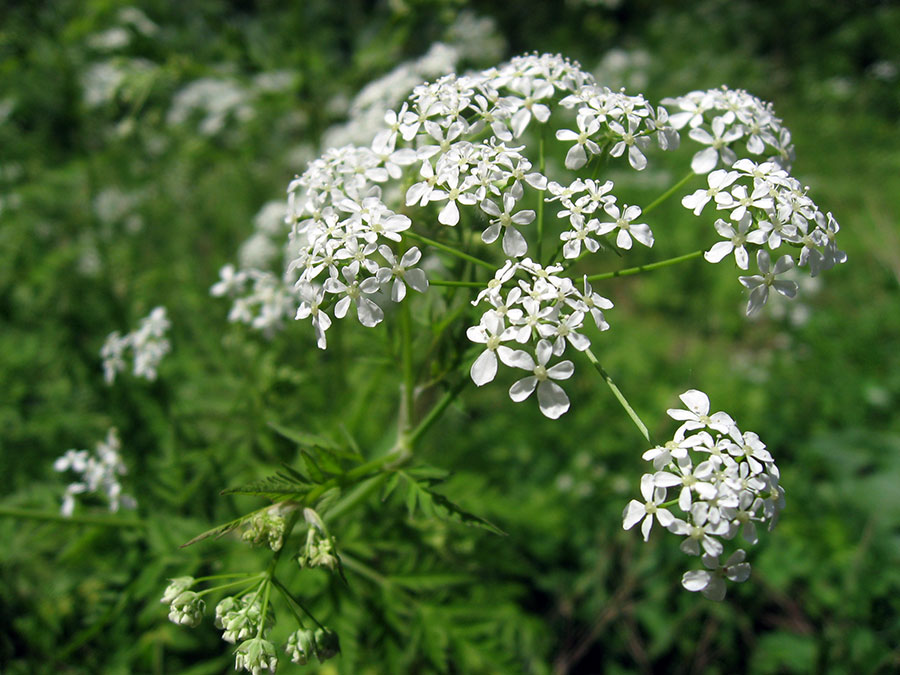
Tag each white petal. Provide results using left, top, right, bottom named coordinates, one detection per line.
left=499, top=347, right=534, bottom=370
left=509, top=376, right=538, bottom=402
left=470, top=350, right=498, bottom=386
left=622, top=500, right=646, bottom=530
left=682, top=570, right=712, bottom=592
left=546, top=360, right=574, bottom=380
left=438, top=200, right=460, bottom=226
left=564, top=143, right=587, bottom=170
left=536, top=380, right=570, bottom=419
left=679, top=389, right=710, bottom=415
left=691, top=147, right=719, bottom=174
left=704, top=241, right=734, bottom=264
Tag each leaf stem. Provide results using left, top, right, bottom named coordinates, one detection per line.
left=399, top=298, right=415, bottom=440
left=536, top=130, right=546, bottom=263
left=584, top=348, right=651, bottom=444
left=404, top=231, right=495, bottom=270
left=585, top=249, right=704, bottom=282
left=642, top=171, right=697, bottom=216
left=0, top=506, right=145, bottom=528
left=407, top=377, right=468, bottom=449
left=428, top=279, right=484, bottom=288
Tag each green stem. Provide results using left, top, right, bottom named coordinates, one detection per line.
left=271, top=577, right=326, bottom=630
left=536, top=130, right=546, bottom=263
left=584, top=348, right=651, bottom=444
left=642, top=171, right=697, bottom=216
left=405, top=231, right=495, bottom=270
left=429, top=279, right=484, bottom=288
left=256, top=577, right=273, bottom=639
left=399, top=298, right=415, bottom=441
left=197, top=574, right=263, bottom=599
left=407, top=377, right=468, bottom=449
left=0, top=506, right=145, bottom=528
left=585, top=249, right=704, bottom=283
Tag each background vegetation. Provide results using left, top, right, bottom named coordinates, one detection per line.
left=1, top=0, right=898, bottom=672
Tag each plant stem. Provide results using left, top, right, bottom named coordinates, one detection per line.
left=536, top=130, right=546, bottom=263
left=428, top=279, right=484, bottom=288
left=0, top=506, right=145, bottom=528
left=405, top=231, right=495, bottom=270
left=642, top=171, right=697, bottom=216
left=271, top=577, right=327, bottom=630
left=584, top=348, right=651, bottom=444
left=408, top=377, right=468, bottom=449
left=585, top=249, right=704, bottom=282
left=399, top=298, right=415, bottom=441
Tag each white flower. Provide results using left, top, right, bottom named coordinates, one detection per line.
left=688, top=116, right=743, bottom=173
left=682, top=549, right=751, bottom=601
left=622, top=473, right=675, bottom=541
left=739, top=250, right=797, bottom=315
left=504, top=339, right=574, bottom=419
left=375, top=246, right=428, bottom=302
left=555, top=112, right=601, bottom=170
left=704, top=214, right=767, bottom=269
left=323, top=264, right=384, bottom=327
left=595, top=203, right=653, bottom=250
left=466, top=312, right=517, bottom=386
left=667, top=389, right=736, bottom=436
left=668, top=502, right=729, bottom=557
left=480, top=192, right=535, bottom=258
left=681, top=169, right=739, bottom=216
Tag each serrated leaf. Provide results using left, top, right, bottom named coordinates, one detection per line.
left=395, top=470, right=506, bottom=536
left=301, top=449, right=328, bottom=483
left=180, top=505, right=274, bottom=548
left=267, top=422, right=343, bottom=450
left=220, top=470, right=312, bottom=499
left=389, top=573, right=474, bottom=591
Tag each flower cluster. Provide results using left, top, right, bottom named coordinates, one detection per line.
left=211, top=265, right=301, bottom=338
left=53, top=428, right=136, bottom=517
left=100, top=306, right=171, bottom=383
left=623, top=390, right=785, bottom=600
left=286, top=52, right=677, bottom=359
left=685, top=159, right=847, bottom=314
left=664, top=86, right=795, bottom=174
left=468, top=259, right=612, bottom=418
left=285, top=627, right=340, bottom=666
left=162, top=574, right=341, bottom=673
left=667, top=86, right=847, bottom=313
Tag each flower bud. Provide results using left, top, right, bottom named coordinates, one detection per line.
left=160, top=576, right=195, bottom=604
left=167, top=590, right=205, bottom=627
left=234, top=637, right=278, bottom=674
left=285, top=628, right=316, bottom=665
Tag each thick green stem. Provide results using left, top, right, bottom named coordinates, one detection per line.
left=0, top=506, right=145, bottom=528
left=585, top=249, right=704, bottom=283
left=405, top=231, right=496, bottom=270
left=584, top=348, right=651, bottom=444
left=642, top=171, right=697, bottom=216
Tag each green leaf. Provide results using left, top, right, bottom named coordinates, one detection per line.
left=180, top=505, right=276, bottom=548
left=220, top=469, right=313, bottom=500
left=395, top=470, right=506, bottom=536
left=267, top=421, right=343, bottom=450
